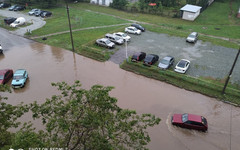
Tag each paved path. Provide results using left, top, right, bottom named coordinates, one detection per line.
left=30, top=23, right=131, bottom=39
left=0, top=9, right=46, bottom=36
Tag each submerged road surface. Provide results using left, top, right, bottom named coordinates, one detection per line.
left=0, top=28, right=240, bottom=150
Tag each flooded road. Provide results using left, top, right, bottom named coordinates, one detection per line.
left=1, top=33, right=240, bottom=149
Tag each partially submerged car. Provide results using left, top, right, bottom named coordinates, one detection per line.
left=172, top=113, right=208, bottom=132
left=96, top=38, right=115, bottom=49
left=174, top=59, right=190, bottom=74
left=131, top=52, right=146, bottom=62
left=11, top=69, right=28, bottom=88
left=0, top=69, right=13, bottom=84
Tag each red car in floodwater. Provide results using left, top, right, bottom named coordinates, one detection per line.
left=0, top=69, right=13, bottom=84
left=171, top=113, right=208, bottom=132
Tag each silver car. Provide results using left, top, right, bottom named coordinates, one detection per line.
left=186, top=32, right=198, bottom=43
left=105, top=33, right=124, bottom=45
left=28, top=9, right=39, bottom=15
left=158, top=56, right=174, bottom=69
left=96, top=38, right=115, bottom=48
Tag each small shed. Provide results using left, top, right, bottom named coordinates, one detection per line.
left=237, top=7, right=240, bottom=18
left=180, top=4, right=202, bottom=21
left=90, top=0, right=113, bottom=6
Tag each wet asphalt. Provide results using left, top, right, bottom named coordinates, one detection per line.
left=110, top=31, right=240, bottom=84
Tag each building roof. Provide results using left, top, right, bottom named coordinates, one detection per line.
left=180, top=4, right=202, bottom=13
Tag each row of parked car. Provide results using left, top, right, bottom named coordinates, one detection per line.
left=131, top=52, right=190, bottom=74
left=0, top=3, right=26, bottom=11
left=28, top=8, right=52, bottom=18
left=96, top=24, right=145, bottom=48
left=0, top=69, right=28, bottom=88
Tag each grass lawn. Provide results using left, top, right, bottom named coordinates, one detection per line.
left=31, top=7, right=129, bottom=36
left=35, top=25, right=125, bottom=61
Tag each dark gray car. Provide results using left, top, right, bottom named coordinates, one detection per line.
left=158, top=56, right=175, bottom=69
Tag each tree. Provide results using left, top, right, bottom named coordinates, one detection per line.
left=30, top=81, right=160, bottom=150
left=0, top=85, right=29, bottom=149
left=110, top=0, right=128, bottom=10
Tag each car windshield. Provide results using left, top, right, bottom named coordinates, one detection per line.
left=105, top=40, right=111, bottom=44
left=115, top=37, right=120, bottom=40
left=145, top=55, right=153, bottom=61
left=13, top=75, right=23, bottom=80
left=122, top=33, right=127, bottom=37
left=202, top=117, right=207, bottom=125
left=188, top=34, right=196, bottom=38
left=182, top=114, right=188, bottom=123
left=178, top=60, right=186, bottom=68
left=160, top=59, right=169, bottom=65
left=133, top=28, right=138, bottom=31
left=0, top=75, right=4, bottom=80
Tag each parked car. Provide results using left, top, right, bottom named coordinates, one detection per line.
left=4, top=17, right=17, bottom=25
left=0, top=3, right=11, bottom=8
left=113, top=32, right=131, bottom=42
left=125, top=26, right=141, bottom=35
left=174, top=59, right=190, bottom=74
left=186, top=32, right=198, bottom=43
left=8, top=5, right=18, bottom=11
left=105, top=33, right=124, bottom=45
left=11, top=69, right=28, bottom=88
left=34, top=9, right=43, bottom=16
left=143, top=54, right=159, bottom=66
left=158, top=56, right=175, bottom=69
left=40, top=11, right=52, bottom=18
left=0, top=44, right=2, bottom=53
left=96, top=38, right=115, bottom=48
left=131, top=52, right=146, bottom=62
left=131, top=23, right=145, bottom=32
left=13, top=5, right=26, bottom=11
left=28, top=9, right=40, bottom=15
left=171, top=113, right=208, bottom=132
left=0, top=69, right=13, bottom=84
left=10, top=17, right=26, bottom=27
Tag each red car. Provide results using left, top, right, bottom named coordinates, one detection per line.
left=171, top=113, right=208, bottom=132
left=0, top=69, right=13, bottom=84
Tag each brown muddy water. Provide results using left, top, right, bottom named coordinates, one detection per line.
left=1, top=43, right=240, bottom=150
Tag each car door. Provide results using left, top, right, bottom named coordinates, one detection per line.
left=185, top=62, right=189, bottom=69
left=129, top=28, right=134, bottom=34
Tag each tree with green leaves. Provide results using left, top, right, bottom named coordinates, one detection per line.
left=110, top=0, right=128, bottom=10
left=0, top=85, right=29, bottom=149
left=30, top=81, right=160, bottom=150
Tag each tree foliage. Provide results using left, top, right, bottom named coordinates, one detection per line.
left=30, top=81, right=160, bottom=150
left=110, top=0, right=129, bottom=10
left=0, top=85, right=29, bottom=148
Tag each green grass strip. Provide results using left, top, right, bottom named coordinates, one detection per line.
left=120, top=60, right=240, bottom=106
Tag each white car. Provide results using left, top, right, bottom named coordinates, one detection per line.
left=113, top=32, right=131, bottom=42
left=96, top=38, right=115, bottom=48
left=174, top=59, right=190, bottom=74
left=125, top=26, right=141, bottom=35
left=0, top=44, right=2, bottom=53
left=10, top=17, right=26, bottom=27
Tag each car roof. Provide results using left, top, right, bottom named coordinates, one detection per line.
left=128, top=26, right=135, bottom=29
left=187, top=114, right=202, bottom=123
left=163, top=56, right=173, bottom=61
left=190, top=32, right=198, bottom=36
left=0, top=69, right=11, bottom=75
left=14, top=69, right=26, bottom=75
left=116, top=32, right=124, bottom=35
left=100, top=38, right=109, bottom=42
left=180, top=59, right=190, bottom=63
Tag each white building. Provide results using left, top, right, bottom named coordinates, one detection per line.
left=180, top=4, right=202, bottom=21
left=90, top=0, right=113, bottom=6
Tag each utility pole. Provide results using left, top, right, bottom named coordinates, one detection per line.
left=125, top=40, right=128, bottom=62
left=222, top=48, right=240, bottom=94
left=66, top=1, right=75, bottom=52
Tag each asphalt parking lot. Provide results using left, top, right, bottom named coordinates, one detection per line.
left=110, top=31, right=240, bottom=84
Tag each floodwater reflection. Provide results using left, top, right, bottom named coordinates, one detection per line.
left=0, top=42, right=240, bottom=150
